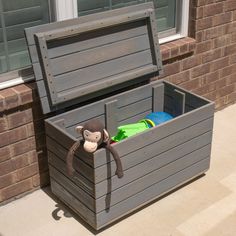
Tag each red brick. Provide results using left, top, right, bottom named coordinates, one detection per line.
left=0, top=178, right=33, bottom=202
left=12, top=84, right=33, bottom=105
left=192, top=64, right=211, bottom=78
left=162, top=61, right=181, bottom=77
left=205, top=71, right=220, bottom=84
left=12, top=152, right=31, bottom=169
left=0, top=117, right=8, bottom=133
left=0, top=88, right=19, bottom=110
left=160, top=45, right=170, bottom=61
left=0, top=131, right=10, bottom=148
left=231, top=32, right=236, bottom=43
left=168, top=42, right=179, bottom=58
left=195, top=6, right=204, bottom=19
left=202, top=48, right=222, bottom=63
left=225, top=0, right=236, bottom=12
left=213, top=35, right=231, bottom=48
left=195, top=17, right=213, bottom=31
left=0, top=160, right=14, bottom=176
left=168, top=71, right=191, bottom=85
left=226, top=73, right=236, bottom=85
left=26, top=123, right=35, bottom=137
left=219, top=84, right=235, bottom=97
left=181, top=77, right=202, bottom=91
left=196, top=40, right=212, bottom=54
left=204, top=3, right=223, bottom=17
left=220, top=65, right=236, bottom=78
left=8, top=126, right=28, bottom=144
left=16, top=163, right=39, bottom=181
left=213, top=12, right=232, bottom=26
left=11, top=137, right=36, bottom=156
left=204, top=25, right=224, bottom=40
left=212, top=57, right=230, bottom=71
left=227, top=92, right=236, bottom=103
left=182, top=56, right=201, bottom=70
left=223, top=43, right=236, bottom=56
left=230, top=54, right=236, bottom=64
left=0, top=95, right=4, bottom=112
left=0, top=172, right=17, bottom=189
left=0, top=146, right=11, bottom=163
left=29, top=151, right=38, bottom=165
left=224, top=22, right=236, bottom=34
left=7, top=109, right=33, bottom=129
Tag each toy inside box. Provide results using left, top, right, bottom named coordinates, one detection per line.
left=25, top=2, right=214, bottom=230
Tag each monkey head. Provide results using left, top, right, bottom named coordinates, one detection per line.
left=76, top=120, right=109, bottom=153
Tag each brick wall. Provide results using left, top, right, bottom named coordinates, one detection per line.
left=0, top=84, right=49, bottom=204
left=1, top=0, right=236, bottom=204
left=158, top=0, right=236, bottom=110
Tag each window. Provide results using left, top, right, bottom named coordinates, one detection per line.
left=0, top=0, right=50, bottom=74
left=0, top=0, right=189, bottom=88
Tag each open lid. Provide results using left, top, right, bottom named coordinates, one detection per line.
left=25, top=2, right=163, bottom=114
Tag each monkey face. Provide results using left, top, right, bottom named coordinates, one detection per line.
left=83, top=130, right=102, bottom=153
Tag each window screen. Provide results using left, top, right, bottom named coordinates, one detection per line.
left=0, top=0, right=50, bottom=74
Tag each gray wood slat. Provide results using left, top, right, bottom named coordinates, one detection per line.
left=94, top=129, right=212, bottom=184
left=118, top=110, right=152, bottom=126
left=93, top=103, right=214, bottom=168
left=173, top=89, right=186, bottom=117
left=49, top=165, right=95, bottom=211
left=35, top=49, right=153, bottom=95
left=48, top=151, right=95, bottom=183
left=55, top=64, right=157, bottom=104
left=48, top=157, right=95, bottom=197
left=50, top=34, right=150, bottom=76
left=28, top=20, right=148, bottom=63
left=152, top=83, right=164, bottom=112
left=105, top=100, right=118, bottom=137
left=46, top=81, right=155, bottom=125
left=50, top=179, right=96, bottom=228
left=118, top=97, right=152, bottom=121
left=95, top=145, right=211, bottom=213
left=54, top=50, right=153, bottom=93
left=46, top=136, right=94, bottom=167
left=96, top=158, right=210, bottom=229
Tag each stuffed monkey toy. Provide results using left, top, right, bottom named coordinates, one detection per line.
left=66, top=119, right=123, bottom=178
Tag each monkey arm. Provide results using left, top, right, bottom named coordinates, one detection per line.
left=105, top=144, right=124, bottom=178
left=66, top=141, right=81, bottom=176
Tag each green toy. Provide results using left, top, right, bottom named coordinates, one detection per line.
left=112, top=121, right=149, bottom=142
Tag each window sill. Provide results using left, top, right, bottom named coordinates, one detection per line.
left=160, top=37, right=196, bottom=62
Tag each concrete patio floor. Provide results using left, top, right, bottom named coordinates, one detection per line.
left=0, top=104, right=236, bottom=236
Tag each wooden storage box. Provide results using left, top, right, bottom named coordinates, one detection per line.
left=25, top=3, right=214, bottom=230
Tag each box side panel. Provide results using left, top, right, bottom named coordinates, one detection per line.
left=96, top=158, right=210, bottom=229
left=95, top=132, right=212, bottom=212
left=94, top=117, right=213, bottom=198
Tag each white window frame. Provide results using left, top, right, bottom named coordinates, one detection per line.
left=54, top=0, right=189, bottom=44
left=0, top=0, right=189, bottom=90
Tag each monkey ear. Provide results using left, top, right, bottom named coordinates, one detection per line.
left=103, top=129, right=110, bottom=143
left=75, top=125, right=83, bottom=134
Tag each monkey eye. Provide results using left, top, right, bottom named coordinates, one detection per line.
left=95, top=136, right=99, bottom=139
